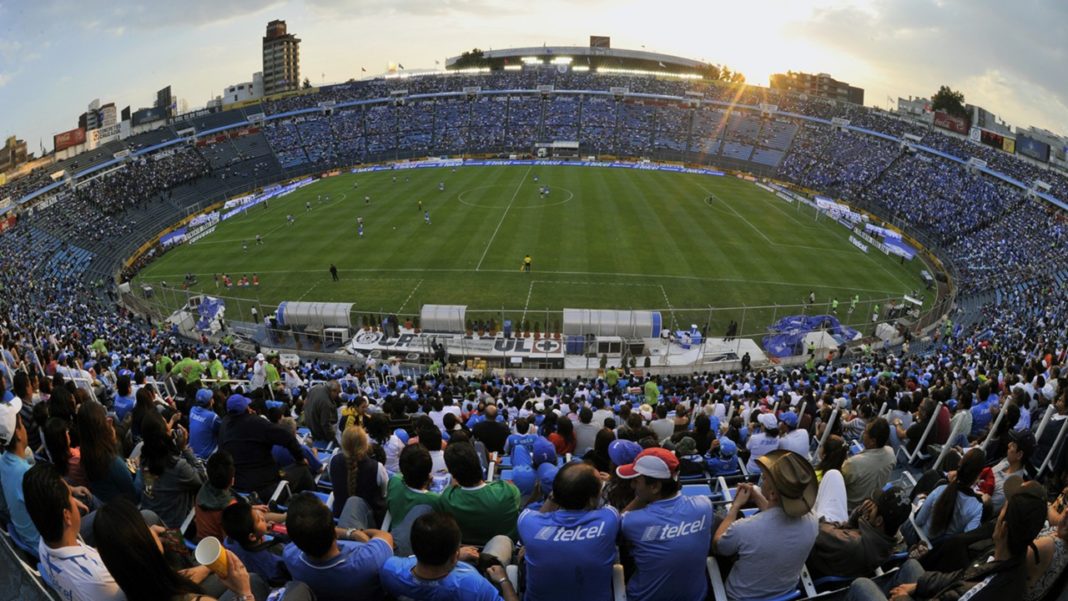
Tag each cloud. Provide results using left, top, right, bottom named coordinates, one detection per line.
left=25, top=0, right=288, bottom=31
left=793, top=0, right=1068, bottom=130
left=0, top=72, right=11, bottom=87
left=304, top=0, right=588, bottom=18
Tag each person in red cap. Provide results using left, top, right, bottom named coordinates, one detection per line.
left=617, top=447, right=714, bottom=601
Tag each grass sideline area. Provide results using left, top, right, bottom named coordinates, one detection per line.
left=134, top=165, right=931, bottom=336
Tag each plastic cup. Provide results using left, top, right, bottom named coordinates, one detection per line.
left=194, top=536, right=229, bottom=577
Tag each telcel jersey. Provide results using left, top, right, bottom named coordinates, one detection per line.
left=518, top=506, right=620, bottom=601
left=621, top=494, right=714, bottom=601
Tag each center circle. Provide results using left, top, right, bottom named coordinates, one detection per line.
left=456, top=185, right=574, bottom=209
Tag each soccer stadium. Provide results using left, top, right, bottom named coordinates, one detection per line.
left=0, top=10, right=1067, bottom=601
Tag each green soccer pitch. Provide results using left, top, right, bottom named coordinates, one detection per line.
left=134, top=165, right=933, bottom=337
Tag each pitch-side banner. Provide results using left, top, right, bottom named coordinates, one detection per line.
left=352, top=159, right=725, bottom=177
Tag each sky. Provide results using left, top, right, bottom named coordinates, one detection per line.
left=1, top=0, right=1066, bottom=154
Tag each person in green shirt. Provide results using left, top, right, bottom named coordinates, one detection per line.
left=438, top=442, right=520, bottom=546
left=265, top=357, right=282, bottom=389
left=605, top=366, right=620, bottom=388
left=169, top=350, right=205, bottom=384
left=155, top=353, right=174, bottom=379
left=644, top=378, right=660, bottom=406
left=207, top=351, right=229, bottom=383
left=387, top=445, right=441, bottom=525
left=90, top=338, right=108, bottom=356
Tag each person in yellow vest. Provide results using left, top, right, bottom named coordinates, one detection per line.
left=523, top=254, right=532, bottom=272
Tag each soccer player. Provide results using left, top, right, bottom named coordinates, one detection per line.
left=353, top=181, right=359, bottom=189
left=418, top=200, right=423, bottom=212
left=330, top=264, right=339, bottom=282
left=438, top=182, right=445, bottom=192
left=365, top=195, right=371, bottom=205
left=256, top=233, right=263, bottom=245
left=358, top=224, right=364, bottom=238
left=849, top=294, right=859, bottom=314
left=309, top=200, right=314, bottom=211
left=523, top=254, right=532, bottom=273
left=242, top=241, right=248, bottom=253
left=357, top=216, right=364, bottom=226
left=831, top=297, right=839, bottom=315
left=287, top=214, right=295, bottom=225
left=424, top=211, right=431, bottom=225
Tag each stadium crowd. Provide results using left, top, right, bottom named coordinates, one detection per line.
left=1, top=68, right=1068, bottom=600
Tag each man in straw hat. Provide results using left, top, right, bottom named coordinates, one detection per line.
left=713, top=449, right=820, bottom=600
left=845, top=476, right=1049, bottom=601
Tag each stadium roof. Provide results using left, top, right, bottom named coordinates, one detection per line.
left=445, top=46, right=708, bottom=74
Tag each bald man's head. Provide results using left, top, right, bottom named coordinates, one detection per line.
left=484, top=404, right=498, bottom=419
left=552, top=462, right=601, bottom=510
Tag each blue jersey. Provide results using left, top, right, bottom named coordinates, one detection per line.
left=621, top=494, right=714, bottom=601
left=113, top=394, right=136, bottom=422
left=188, top=405, right=220, bottom=460
left=282, top=538, right=392, bottom=601
left=380, top=556, right=503, bottom=601
left=224, top=537, right=287, bottom=584
left=518, top=505, right=620, bottom=601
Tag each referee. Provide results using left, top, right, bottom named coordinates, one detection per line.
left=523, top=254, right=532, bottom=272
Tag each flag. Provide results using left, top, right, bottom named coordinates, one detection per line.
left=399, top=63, right=405, bottom=69
left=361, top=67, right=366, bottom=72
left=658, top=61, right=665, bottom=68
left=435, top=60, right=440, bottom=65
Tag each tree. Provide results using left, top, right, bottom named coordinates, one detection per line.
left=931, top=85, right=967, bottom=118
left=453, top=48, right=488, bottom=69
left=302, top=77, right=312, bottom=89
left=698, top=63, right=745, bottom=84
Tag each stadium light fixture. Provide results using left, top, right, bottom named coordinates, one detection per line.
left=504, top=65, right=523, bottom=71
left=551, top=57, right=573, bottom=65
left=521, top=56, right=543, bottom=65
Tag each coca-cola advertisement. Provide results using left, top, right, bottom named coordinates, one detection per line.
left=933, top=111, right=969, bottom=135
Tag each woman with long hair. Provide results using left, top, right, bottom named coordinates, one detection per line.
left=582, top=428, right=616, bottom=473
left=43, top=417, right=88, bottom=487
left=78, top=400, right=138, bottom=504
left=549, top=417, right=576, bottom=456
left=327, top=426, right=387, bottom=524
left=815, top=435, right=848, bottom=480
left=914, top=447, right=986, bottom=543
left=137, top=411, right=207, bottom=528
left=93, top=498, right=255, bottom=601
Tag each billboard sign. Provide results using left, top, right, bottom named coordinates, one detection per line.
left=53, top=128, right=86, bottom=152
left=933, top=111, right=969, bottom=135
left=979, top=129, right=1004, bottom=150
left=1017, top=134, right=1051, bottom=162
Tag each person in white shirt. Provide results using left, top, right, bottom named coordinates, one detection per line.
left=250, top=353, right=267, bottom=390
left=778, top=411, right=811, bottom=457
left=24, top=463, right=123, bottom=601
left=746, top=412, right=782, bottom=475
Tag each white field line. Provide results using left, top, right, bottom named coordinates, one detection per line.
left=475, top=164, right=534, bottom=271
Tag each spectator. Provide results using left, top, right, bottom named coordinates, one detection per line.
left=746, top=412, right=781, bottom=475
left=221, top=500, right=290, bottom=585
left=43, top=416, right=88, bottom=487
left=548, top=416, right=577, bottom=456
left=78, top=400, right=139, bottom=504
left=807, top=485, right=912, bottom=579
left=985, top=429, right=1035, bottom=514
left=94, top=497, right=263, bottom=601
left=778, top=411, right=810, bottom=456
left=519, top=462, right=619, bottom=601
left=303, top=381, right=340, bottom=445
left=282, top=491, right=394, bottom=601
left=23, top=463, right=122, bottom=601
left=1, top=395, right=41, bottom=548
left=189, top=388, right=221, bottom=460
left=195, top=450, right=239, bottom=542
left=136, top=409, right=207, bottom=528
left=439, top=441, right=521, bottom=547
left=113, top=374, right=136, bottom=422
left=380, top=512, right=517, bottom=601
left=328, top=425, right=387, bottom=522
left=582, top=428, right=615, bottom=473
left=618, top=448, right=714, bottom=601
left=648, top=404, right=674, bottom=442
left=272, top=416, right=322, bottom=493
left=846, top=479, right=1048, bottom=601
left=714, top=450, right=820, bottom=600
left=387, top=444, right=441, bottom=524
left=573, top=407, right=600, bottom=455
left=842, top=417, right=895, bottom=511
left=218, top=393, right=305, bottom=500
left=472, top=404, right=510, bottom=454
left=910, top=448, right=985, bottom=545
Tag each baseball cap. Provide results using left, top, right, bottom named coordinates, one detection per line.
left=195, top=389, right=214, bottom=406
left=779, top=411, right=799, bottom=429
left=256, top=353, right=265, bottom=361
left=717, top=437, right=738, bottom=458
left=510, top=464, right=537, bottom=496
left=757, top=412, right=778, bottom=431
left=531, top=437, right=557, bottom=467
left=226, top=394, right=252, bottom=414
left=1008, top=429, right=1037, bottom=461
left=872, top=486, right=911, bottom=535
left=756, top=450, right=817, bottom=518
left=537, top=462, right=559, bottom=494
left=0, top=397, right=23, bottom=447
left=616, top=448, right=680, bottom=480
left=608, top=439, right=642, bottom=467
